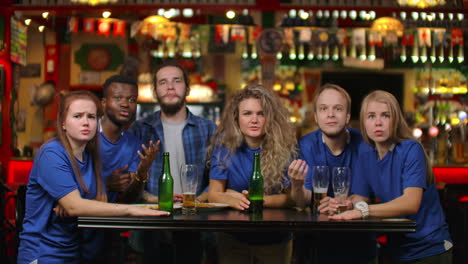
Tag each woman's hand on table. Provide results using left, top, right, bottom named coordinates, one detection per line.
left=128, top=205, right=170, bottom=216
left=225, top=189, right=250, bottom=211
left=328, top=209, right=361, bottom=220
left=324, top=198, right=353, bottom=216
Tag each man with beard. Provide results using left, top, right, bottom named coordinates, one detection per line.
left=290, top=84, right=378, bottom=264
left=81, top=74, right=159, bottom=263
left=100, top=74, right=158, bottom=203
left=129, top=60, right=217, bottom=264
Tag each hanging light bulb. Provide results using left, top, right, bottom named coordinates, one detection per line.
left=332, top=45, right=339, bottom=61
left=359, top=46, right=367, bottom=61
left=350, top=44, right=356, bottom=58
left=420, top=45, right=428, bottom=63
left=430, top=44, right=436, bottom=63
left=448, top=44, right=454, bottom=63
left=24, top=19, right=31, bottom=26
left=368, top=45, right=376, bottom=61
left=289, top=45, right=296, bottom=60
left=340, top=45, right=347, bottom=59
left=317, top=46, right=323, bottom=60
left=324, top=45, right=330, bottom=60
left=340, top=10, right=347, bottom=19
left=400, top=46, right=407, bottom=62
left=411, top=36, right=419, bottom=63
left=242, top=43, right=249, bottom=59
left=298, top=44, right=305, bottom=60
left=457, top=45, right=464, bottom=63
left=307, top=46, right=314, bottom=60
left=42, top=12, right=49, bottom=19
left=438, top=45, right=444, bottom=63
left=38, top=25, right=45, bottom=32
left=276, top=51, right=283, bottom=60
left=183, top=40, right=192, bottom=58
left=251, top=42, right=258, bottom=59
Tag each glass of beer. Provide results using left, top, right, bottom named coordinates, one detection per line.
left=332, top=167, right=351, bottom=214
left=180, top=164, right=199, bottom=215
left=311, top=166, right=330, bottom=215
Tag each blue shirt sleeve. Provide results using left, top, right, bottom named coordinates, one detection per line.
left=36, top=149, right=78, bottom=200
left=209, top=147, right=229, bottom=181
left=401, top=142, right=427, bottom=190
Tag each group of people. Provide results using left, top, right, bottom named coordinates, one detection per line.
left=18, top=59, right=452, bottom=264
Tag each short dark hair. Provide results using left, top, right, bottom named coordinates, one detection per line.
left=153, top=59, right=190, bottom=91
left=102, top=75, right=138, bottom=97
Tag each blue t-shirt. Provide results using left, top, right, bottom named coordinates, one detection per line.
left=298, top=128, right=377, bottom=261
left=18, top=139, right=97, bottom=264
left=99, top=130, right=142, bottom=202
left=353, top=139, right=452, bottom=261
left=299, top=128, right=363, bottom=196
left=210, top=143, right=291, bottom=245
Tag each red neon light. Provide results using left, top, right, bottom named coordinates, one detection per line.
left=433, top=167, right=468, bottom=184
left=6, top=160, right=33, bottom=185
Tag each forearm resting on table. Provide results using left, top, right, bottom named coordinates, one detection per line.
left=290, top=185, right=311, bottom=208
left=59, top=190, right=136, bottom=216
left=264, top=193, right=292, bottom=208
left=349, top=188, right=422, bottom=218
left=142, top=191, right=158, bottom=203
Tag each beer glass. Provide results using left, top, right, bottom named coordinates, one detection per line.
left=311, top=165, right=330, bottom=215
left=332, top=167, right=351, bottom=214
left=180, top=164, right=198, bottom=215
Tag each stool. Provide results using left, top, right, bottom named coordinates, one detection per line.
left=459, top=195, right=468, bottom=235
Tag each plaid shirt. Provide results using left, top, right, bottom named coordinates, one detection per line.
left=129, top=109, right=217, bottom=195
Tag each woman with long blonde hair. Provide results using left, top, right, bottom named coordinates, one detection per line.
left=208, top=84, right=307, bottom=264
left=330, top=90, right=452, bottom=263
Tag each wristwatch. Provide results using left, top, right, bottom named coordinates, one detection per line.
left=354, top=201, right=369, bottom=219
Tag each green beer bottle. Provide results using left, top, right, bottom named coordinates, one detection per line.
left=248, top=152, right=264, bottom=214
left=158, top=152, right=173, bottom=213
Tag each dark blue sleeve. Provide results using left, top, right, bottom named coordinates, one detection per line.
left=401, top=142, right=427, bottom=190
left=36, top=148, right=79, bottom=200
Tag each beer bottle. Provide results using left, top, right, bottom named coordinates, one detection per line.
left=158, top=152, right=173, bottom=213
left=248, top=152, right=264, bottom=214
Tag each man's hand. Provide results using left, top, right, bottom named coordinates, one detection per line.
left=137, top=140, right=160, bottom=174
left=106, top=165, right=131, bottom=192
left=288, top=159, right=308, bottom=188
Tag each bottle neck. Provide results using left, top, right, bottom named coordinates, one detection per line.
left=163, top=155, right=171, bottom=174
left=253, top=154, right=260, bottom=173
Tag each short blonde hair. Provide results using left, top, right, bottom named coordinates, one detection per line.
left=359, top=90, right=433, bottom=184
left=312, top=83, right=352, bottom=114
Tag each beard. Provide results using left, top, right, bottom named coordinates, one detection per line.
left=106, top=108, right=135, bottom=127
left=321, top=127, right=346, bottom=139
left=157, top=94, right=186, bottom=116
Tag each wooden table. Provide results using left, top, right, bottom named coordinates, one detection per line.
left=78, top=208, right=415, bottom=233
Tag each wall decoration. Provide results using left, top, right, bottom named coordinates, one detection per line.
left=75, top=44, right=124, bottom=71
left=20, top=64, right=41, bottom=78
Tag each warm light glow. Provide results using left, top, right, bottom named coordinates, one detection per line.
left=397, top=0, right=446, bottom=9
left=183, top=8, right=194, bottom=18
left=24, top=19, right=31, bottom=26
left=102, top=11, right=111, bottom=18
left=413, top=128, right=423, bottom=139
left=226, top=10, right=236, bottom=19
left=38, top=25, right=45, bottom=32
left=371, top=17, right=404, bottom=36
left=42, top=12, right=49, bottom=19
left=429, top=126, right=439, bottom=137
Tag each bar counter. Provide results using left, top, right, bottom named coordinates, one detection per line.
left=78, top=208, right=415, bottom=233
